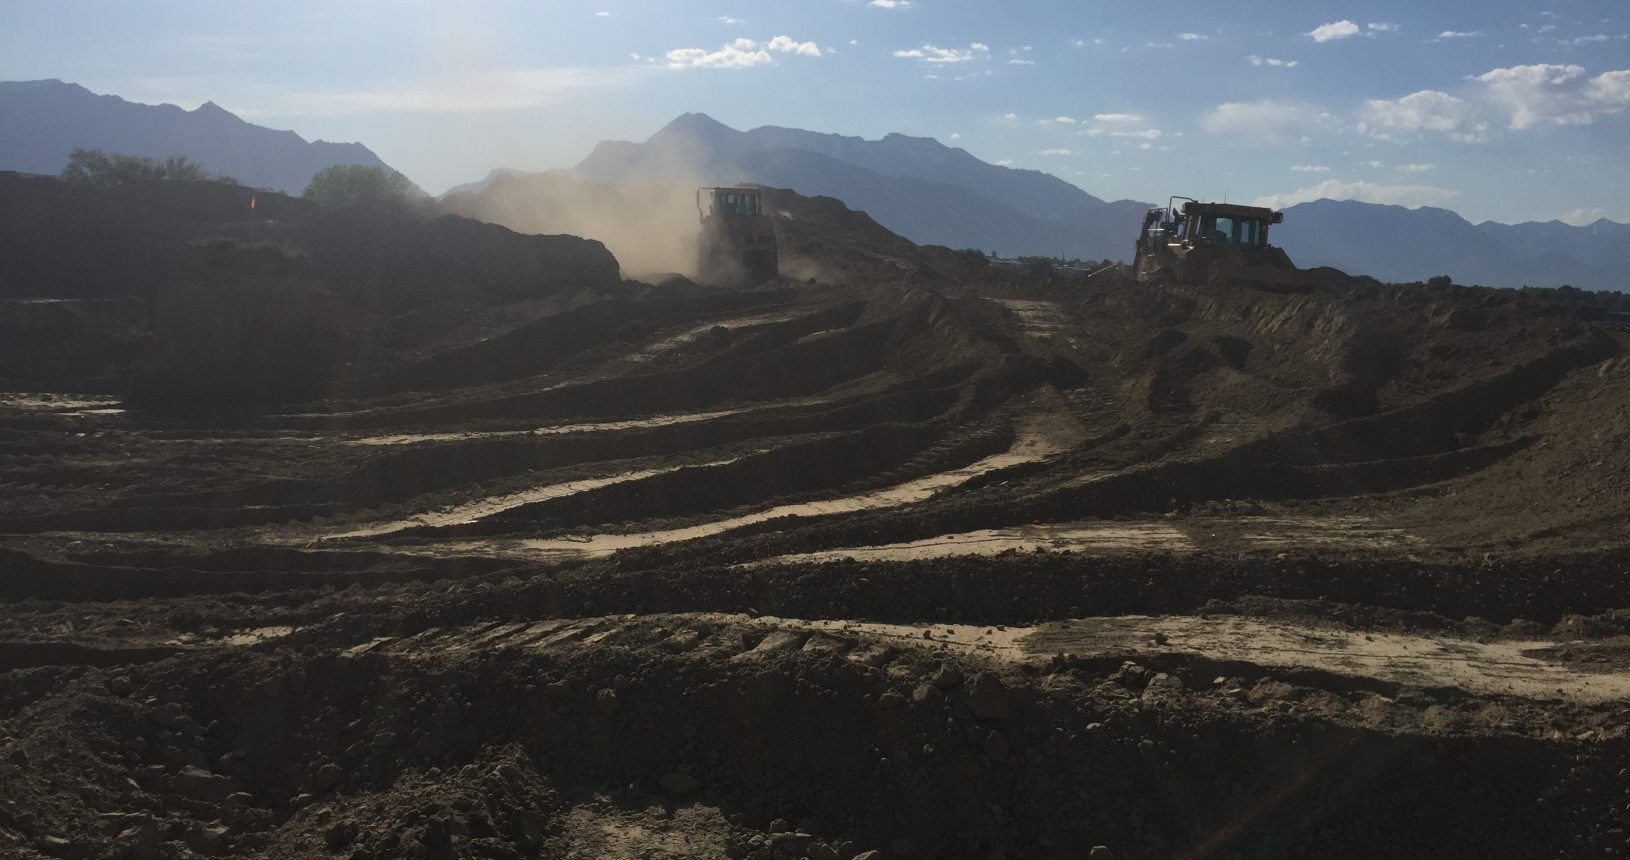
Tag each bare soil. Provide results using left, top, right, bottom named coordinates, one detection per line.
left=3, top=176, right=1630, bottom=859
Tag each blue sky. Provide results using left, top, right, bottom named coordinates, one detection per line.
left=4, top=0, right=1628, bottom=224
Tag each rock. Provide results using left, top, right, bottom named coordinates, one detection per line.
left=313, top=763, right=345, bottom=791
left=170, top=766, right=242, bottom=803
left=421, top=817, right=452, bottom=847
left=1110, top=662, right=1148, bottom=689
left=8, top=747, right=28, bottom=767
left=659, top=771, right=703, bottom=796
left=109, top=676, right=133, bottom=696
left=966, top=673, right=1014, bottom=720
left=930, top=662, right=963, bottom=690
left=226, top=791, right=254, bottom=806
left=595, top=688, right=621, bottom=717
left=768, top=818, right=791, bottom=834
left=875, top=689, right=906, bottom=710
left=1140, top=673, right=1186, bottom=706
left=983, top=730, right=1010, bottom=762
left=806, top=843, right=842, bottom=860
left=117, top=823, right=161, bottom=860
left=852, top=853, right=883, bottom=860
left=1089, top=847, right=1113, bottom=859
left=910, top=683, right=942, bottom=706
left=511, top=809, right=547, bottom=848
left=325, top=820, right=359, bottom=850
left=185, top=824, right=230, bottom=856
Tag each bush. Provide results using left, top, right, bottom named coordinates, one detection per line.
left=189, top=238, right=309, bottom=277
left=302, top=164, right=415, bottom=210
left=60, top=148, right=225, bottom=187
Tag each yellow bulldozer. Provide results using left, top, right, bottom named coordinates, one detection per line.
left=697, top=186, right=779, bottom=287
left=1133, top=197, right=1316, bottom=291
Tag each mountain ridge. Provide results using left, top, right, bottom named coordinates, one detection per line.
left=0, top=79, right=403, bottom=194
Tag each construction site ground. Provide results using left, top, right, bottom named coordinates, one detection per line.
left=3, top=184, right=1630, bottom=858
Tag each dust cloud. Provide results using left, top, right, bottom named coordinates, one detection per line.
left=440, top=173, right=705, bottom=280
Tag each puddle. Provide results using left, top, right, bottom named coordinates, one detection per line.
left=754, top=522, right=1192, bottom=565
left=346, top=408, right=745, bottom=447
left=323, top=458, right=737, bottom=540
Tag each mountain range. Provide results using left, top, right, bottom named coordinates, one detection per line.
left=0, top=79, right=399, bottom=194
left=560, top=113, right=1628, bottom=290
left=2, top=80, right=1624, bottom=291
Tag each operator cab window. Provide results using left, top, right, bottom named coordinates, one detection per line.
left=718, top=192, right=760, bottom=217
left=1198, top=215, right=1263, bottom=248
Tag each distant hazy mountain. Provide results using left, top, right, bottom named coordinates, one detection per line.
left=1276, top=200, right=1627, bottom=290
left=0, top=79, right=403, bottom=194
left=563, top=113, right=1627, bottom=290
left=572, top=112, right=1148, bottom=262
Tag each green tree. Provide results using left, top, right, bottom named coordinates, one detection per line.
left=301, top=164, right=414, bottom=210
left=60, top=148, right=216, bottom=187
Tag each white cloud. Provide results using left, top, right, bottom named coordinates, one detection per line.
left=1038, top=148, right=1075, bottom=156
left=1364, top=159, right=1384, bottom=168
left=1255, top=179, right=1460, bottom=209
left=995, top=159, right=1013, bottom=166
left=949, top=132, right=961, bottom=139
left=1589, top=69, right=1630, bottom=104
left=1433, top=30, right=1484, bottom=41
left=1001, top=112, right=1017, bottom=119
left=1247, top=55, right=1299, bottom=67
left=1201, top=99, right=1334, bottom=142
left=667, top=40, right=771, bottom=69
left=718, top=16, right=744, bottom=24
left=971, top=42, right=989, bottom=52
left=1179, top=33, right=1208, bottom=41
left=1008, top=59, right=1035, bottom=65
left=1567, top=34, right=1614, bottom=44
left=1110, top=128, right=1162, bottom=139
left=594, top=11, right=611, bottom=17
left=1044, top=115, right=1077, bottom=124
left=1093, top=112, right=1141, bottom=123
left=765, top=35, right=821, bottom=56
left=667, top=36, right=821, bottom=69
left=1290, top=165, right=1331, bottom=172
left=1069, top=37, right=1103, bottom=47
left=868, top=0, right=912, bottom=7
left=894, top=43, right=987, bottom=63
left=1368, top=22, right=1399, bottom=32
left=1474, top=63, right=1592, bottom=128
left=1360, top=89, right=1478, bottom=137
left=1308, top=20, right=1360, bottom=42
left=1396, top=163, right=1436, bottom=173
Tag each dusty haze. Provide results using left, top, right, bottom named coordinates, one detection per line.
left=440, top=173, right=705, bottom=279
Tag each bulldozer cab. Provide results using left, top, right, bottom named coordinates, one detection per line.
left=1134, top=197, right=1313, bottom=292
left=697, top=186, right=778, bottom=287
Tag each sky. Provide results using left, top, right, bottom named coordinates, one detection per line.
left=3, top=0, right=1628, bottom=225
